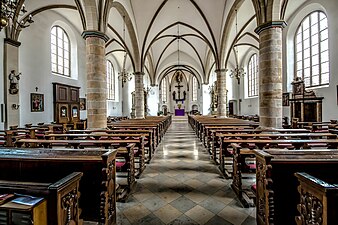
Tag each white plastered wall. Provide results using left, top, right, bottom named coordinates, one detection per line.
left=18, top=10, right=86, bottom=126
left=283, top=0, right=338, bottom=121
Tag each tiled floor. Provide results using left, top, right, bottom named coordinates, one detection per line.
left=117, top=116, right=256, bottom=225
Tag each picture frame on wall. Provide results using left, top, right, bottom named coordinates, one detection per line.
left=31, top=93, right=44, bottom=112
left=282, top=93, right=290, bottom=106
left=80, top=98, right=86, bottom=110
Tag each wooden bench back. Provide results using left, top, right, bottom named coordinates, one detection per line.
left=0, top=148, right=117, bottom=224
left=254, top=149, right=338, bottom=225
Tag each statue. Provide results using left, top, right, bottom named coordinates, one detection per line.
left=172, top=91, right=176, bottom=100
left=8, top=70, right=21, bottom=95
left=183, top=91, right=186, bottom=100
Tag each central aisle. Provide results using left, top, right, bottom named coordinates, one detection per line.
left=117, top=116, right=256, bottom=225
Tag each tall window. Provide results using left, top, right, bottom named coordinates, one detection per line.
left=107, top=60, right=115, bottom=100
left=247, top=54, right=258, bottom=97
left=192, top=76, right=198, bottom=101
left=161, top=79, right=167, bottom=102
left=51, top=26, right=70, bottom=76
left=295, top=11, right=329, bottom=87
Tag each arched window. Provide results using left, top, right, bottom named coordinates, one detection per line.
left=106, top=60, right=115, bottom=100
left=247, top=54, right=258, bottom=97
left=295, top=11, right=329, bottom=87
left=161, top=78, right=167, bottom=102
left=51, top=26, right=70, bottom=76
left=192, top=76, right=198, bottom=101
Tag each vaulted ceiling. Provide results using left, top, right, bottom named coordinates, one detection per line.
left=16, top=0, right=307, bottom=86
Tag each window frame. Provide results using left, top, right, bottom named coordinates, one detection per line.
left=161, top=78, right=167, bottom=103
left=247, top=53, right=258, bottom=97
left=192, top=76, right=198, bottom=101
left=294, top=10, right=329, bottom=88
left=51, top=25, right=71, bottom=77
left=106, top=60, right=115, bottom=101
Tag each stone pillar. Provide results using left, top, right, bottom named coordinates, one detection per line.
left=215, top=69, right=227, bottom=118
left=134, top=72, right=145, bottom=119
left=4, top=39, right=21, bottom=129
left=255, top=21, right=286, bottom=129
left=82, top=31, right=109, bottom=129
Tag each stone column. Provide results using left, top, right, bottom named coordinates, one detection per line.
left=82, top=31, right=109, bottom=129
left=134, top=72, right=145, bottom=119
left=255, top=22, right=286, bottom=129
left=215, top=69, right=227, bottom=118
left=4, top=39, right=21, bottom=129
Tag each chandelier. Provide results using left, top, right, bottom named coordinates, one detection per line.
left=118, top=52, right=132, bottom=88
left=229, top=9, right=245, bottom=85
left=229, top=65, right=245, bottom=85
left=0, top=0, right=34, bottom=31
left=118, top=15, right=132, bottom=88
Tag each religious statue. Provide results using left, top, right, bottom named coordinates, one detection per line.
left=8, top=70, right=21, bottom=95
left=183, top=91, right=186, bottom=100
left=172, top=91, right=176, bottom=100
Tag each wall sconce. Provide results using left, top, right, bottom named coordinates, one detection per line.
left=12, top=104, right=20, bottom=110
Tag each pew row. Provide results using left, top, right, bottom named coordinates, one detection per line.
left=218, top=133, right=338, bottom=178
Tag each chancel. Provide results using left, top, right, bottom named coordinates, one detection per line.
left=1, top=1, right=338, bottom=225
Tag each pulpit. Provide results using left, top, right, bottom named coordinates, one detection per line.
left=289, top=77, right=323, bottom=122
left=175, top=109, right=185, bottom=116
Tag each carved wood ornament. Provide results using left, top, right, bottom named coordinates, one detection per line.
left=296, top=185, right=323, bottom=225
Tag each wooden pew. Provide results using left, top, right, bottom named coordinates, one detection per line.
left=209, top=128, right=309, bottom=159
left=67, top=129, right=155, bottom=163
left=15, top=138, right=141, bottom=149
left=209, top=129, right=260, bottom=163
left=0, top=148, right=117, bottom=225
left=116, top=145, right=136, bottom=202
left=217, top=133, right=337, bottom=177
left=44, top=133, right=147, bottom=176
left=107, top=129, right=155, bottom=161
left=254, top=149, right=338, bottom=225
left=15, top=135, right=144, bottom=198
left=295, top=172, right=338, bottom=225
left=0, top=172, right=82, bottom=225
left=203, top=125, right=254, bottom=148
left=187, top=115, right=259, bottom=139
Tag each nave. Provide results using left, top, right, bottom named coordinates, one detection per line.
left=116, top=116, right=255, bottom=225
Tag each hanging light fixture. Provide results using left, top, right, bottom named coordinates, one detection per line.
left=173, top=23, right=184, bottom=85
left=0, top=0, right=34, bottom=31
left=118, top=15, right=132, bottom=88
left=229, top=9, right=245, bottom=85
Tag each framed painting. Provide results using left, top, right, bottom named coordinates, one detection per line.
left=80, top=98, right=86, bottom=110
left=31, top=93, right=44, bottom=112
left=282, top=93, right=290, bottom=106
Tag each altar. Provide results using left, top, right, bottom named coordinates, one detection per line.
left=175, top=109, right=185, bottom=116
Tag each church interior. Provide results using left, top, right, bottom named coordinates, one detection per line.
left=1, top=0, right=338, bottom=224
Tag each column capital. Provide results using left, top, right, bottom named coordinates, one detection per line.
left=215, top=69, right=227, bottom=74
left=254, top=21, right=287, bottom=35
left=4, top=38, right=21, bottom=47
left=81, top=30, right=110, bottom=42
left=134, top=72, right=145, bottom=76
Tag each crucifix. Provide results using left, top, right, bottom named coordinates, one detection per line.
left=175, top=81, right=183, bottom=100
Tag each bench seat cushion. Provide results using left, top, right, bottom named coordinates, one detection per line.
left=116, top=161, right=126, bottom=168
